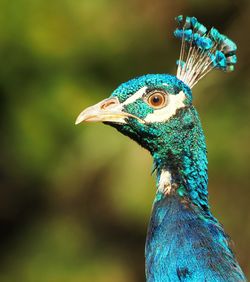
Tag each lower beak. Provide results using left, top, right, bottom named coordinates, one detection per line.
left=75, top=97, right=144, bottom=125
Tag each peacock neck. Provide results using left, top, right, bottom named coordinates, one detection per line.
left=145, top=109, right=246, bottom=281
left=152, top=106, right=210, bottom=214
left=147, top=107, right=244, bottom=279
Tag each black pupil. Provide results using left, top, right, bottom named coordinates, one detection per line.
left=152, top=95, right=161, bottom=104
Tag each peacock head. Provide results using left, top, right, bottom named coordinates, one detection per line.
left=75, top=74, right=193, bottom=158
left=76, top=15, right=237, bottom=171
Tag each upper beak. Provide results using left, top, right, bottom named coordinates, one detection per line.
left=75, top=97, right=144, bottom=125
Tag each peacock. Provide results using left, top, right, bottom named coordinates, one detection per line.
left=76, top=16, right=246, bottom=282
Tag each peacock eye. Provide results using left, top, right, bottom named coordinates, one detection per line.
left=147, top=91, right=167, bottom=109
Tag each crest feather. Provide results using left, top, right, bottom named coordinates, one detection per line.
left=174, top=15, right=237, bottom=88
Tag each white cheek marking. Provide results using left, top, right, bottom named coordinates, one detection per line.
left=144, top=91, right=186, bottom=123
left=122, top=86, right=147, bottom=106
left=158, top=169, right=172, bottom=194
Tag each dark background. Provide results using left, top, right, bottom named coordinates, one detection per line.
left=0, top=0, right=249, bottom=281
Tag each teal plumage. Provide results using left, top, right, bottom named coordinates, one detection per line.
left=76, top=15, right=246, bottom=281
left=146, top=195, right=244, bottom=281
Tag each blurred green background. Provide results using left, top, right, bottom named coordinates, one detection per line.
left=0, top=0, right=249, bottom=281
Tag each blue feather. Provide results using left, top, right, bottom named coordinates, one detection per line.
left=146, top=195, right=246, bottom=281
left=174, top=15, right=238, bottom=88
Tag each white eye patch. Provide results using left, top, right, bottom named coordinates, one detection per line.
left=144, top=91, right=186, bottom=123
left=122, top=86, right=148, bottom=106
left=119, top=86, right=186, bottom=123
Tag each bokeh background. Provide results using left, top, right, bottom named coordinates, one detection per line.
left=0, top=0, right=249, bottom=281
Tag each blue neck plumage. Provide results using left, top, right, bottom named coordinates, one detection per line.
left=152, top=106, right=210, bottom=215
left=145, top=107, right=246, bottom=281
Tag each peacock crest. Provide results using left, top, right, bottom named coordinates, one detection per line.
left=174, top=15, right=237, bottom=88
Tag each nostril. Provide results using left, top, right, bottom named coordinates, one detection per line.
left=100, top=98, right=118, bottom=110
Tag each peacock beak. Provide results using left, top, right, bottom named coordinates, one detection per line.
left=75, top=97, right=143, bottom=125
